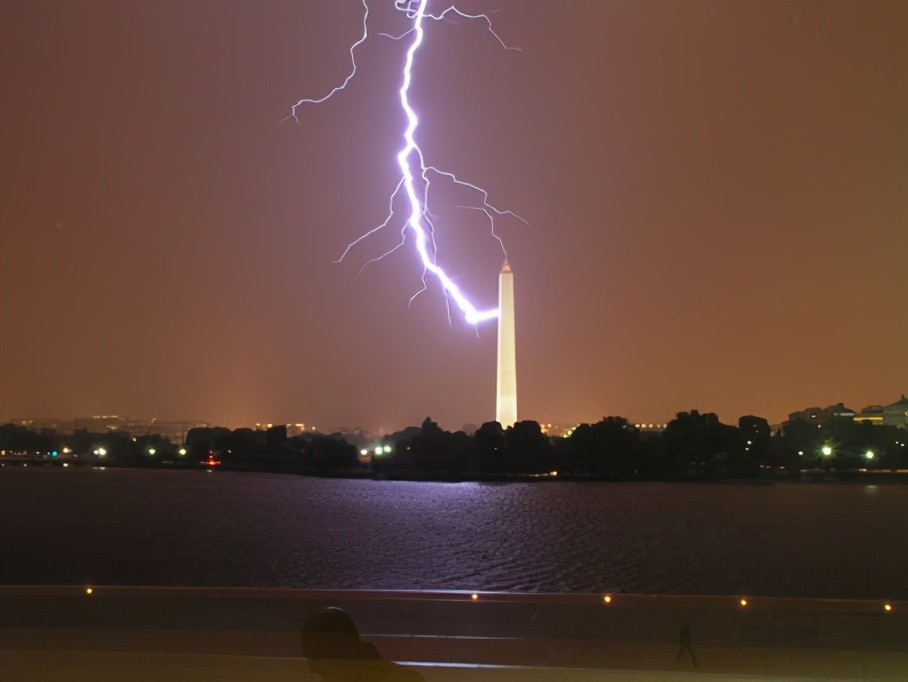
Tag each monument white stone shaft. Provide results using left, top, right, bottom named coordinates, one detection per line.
left=496, top=259, right=517, bottom=427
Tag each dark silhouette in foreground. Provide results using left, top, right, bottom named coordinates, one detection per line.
left=300, top=607, right=424, bottom=681
left=675, top=623, right=697, bottom=667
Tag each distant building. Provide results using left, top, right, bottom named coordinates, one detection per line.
left=541, top=423, right=581, bottom=438
left=787, top=397, right=907, bottom=430
left=854, top=405, right=885, bottom=426
left=882, top=395, right=908, bottom=429
left=152, top=421, right=210, bottom=444
left=787, top=403, right=856, bottom=426
left=851, top=397, right=907, bottom=428
left=9, top=417, right=74, bottom=433
left=253, top=423, right=320, bottom=437
left=633, top=423, right=668, bottom=433
left=70, top=416, right=208, bottom=443
left=74, top=415, right=127, bottom=433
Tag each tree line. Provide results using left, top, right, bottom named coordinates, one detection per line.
left=2, top=411, right=905, bottom=480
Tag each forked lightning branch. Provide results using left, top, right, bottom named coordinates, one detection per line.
left=287, top=0, right=524, bottom=325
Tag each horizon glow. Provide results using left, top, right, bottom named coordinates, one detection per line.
left=288, top=0, right=523, bottom=325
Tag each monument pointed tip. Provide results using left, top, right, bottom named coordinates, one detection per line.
left=501, top=258, right=512, bottom=273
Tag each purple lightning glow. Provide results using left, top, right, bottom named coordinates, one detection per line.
left=289, top=0, right=523, bottom=325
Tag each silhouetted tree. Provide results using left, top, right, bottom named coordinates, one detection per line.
left=306, top=434, right=358, bottom=470
left=776, top=418, right=820, bottom=469
left=0, top=423, right=53, bottom=453
left=265, top=424, right=287, bottom=454
left=663, top=411, right=740, bottom=478
left=505, top=420, right=555, bottom=473
left=381, top=418, right=463, bottom=477
left=475, top=421, right=506, bottom=473
left=186, top=427, right=230, bottom=461
left=738, top=415, right=770, bottom=473
left=567, top=417, right=641, bottom=478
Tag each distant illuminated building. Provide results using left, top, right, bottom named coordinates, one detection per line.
left=854, top=405, right=885, bottom=426
left=542, top=423, right=578, bottom=438
left=786, top=403, right=856, bottom=427
left=74, top=415, right=126, bottom=433
left=285, top=423, right=309, bottom=437
left=634, top=423, right=668, bottom=433
left=785, top=398, right=907, bottom=430
left=854, top=394, right=908, bottom=429
left=881, top=395, right=908, bottom=428
left=11, top=417, right=74, bottom=433
left=496, top=259, right=517, bottom=427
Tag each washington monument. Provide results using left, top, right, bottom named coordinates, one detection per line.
left=496, top=259, right=517, bottom=427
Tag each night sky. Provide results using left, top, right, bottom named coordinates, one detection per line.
left=1, top=0, right=905, bottom=432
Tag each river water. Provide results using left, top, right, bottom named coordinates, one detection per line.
left=1, top=467, right=906, bottom=599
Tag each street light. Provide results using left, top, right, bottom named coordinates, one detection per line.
left=864, top=450, right=874, bottom=460
left=821, top=445, right=833, bottom=457
left=148, top=448, right=156, bottom=456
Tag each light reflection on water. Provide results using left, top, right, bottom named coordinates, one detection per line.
left=1, top=468, right=906, bottom=599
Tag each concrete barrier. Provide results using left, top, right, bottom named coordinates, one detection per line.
left=2, top=586, right=906, bottom=680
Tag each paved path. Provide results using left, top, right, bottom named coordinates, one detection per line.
left=2, top=587, right=906, bottom=680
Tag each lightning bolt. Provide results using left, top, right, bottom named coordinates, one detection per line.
left=288, top=0, right=523, bottom=325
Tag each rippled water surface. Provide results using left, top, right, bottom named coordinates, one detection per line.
left=2, top=468, right=906, bottom=598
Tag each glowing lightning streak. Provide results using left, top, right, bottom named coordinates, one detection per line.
left=397, top=1, right=501, bottom=325
left=286, top=0, right=371, bottom=123
left=290, top=0, right=522, bottom=325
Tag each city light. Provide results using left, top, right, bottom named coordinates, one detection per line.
left=470, top=593, right=479, bottom=601
left=147, top=448, right=156, bottom=456
left=884, top=603, right=893, bottom=612
left=602, top=595, right=612, bottom=604
left=821, top=445, right=833, bottom=456
left=178, top=448, right=187, bottom=456
left=85, top=587, right=93, bottom=595
left=864, top=450, right=874, bottom=460
left=739, top=598, right=748, bottom=607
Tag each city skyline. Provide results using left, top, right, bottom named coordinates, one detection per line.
left=2, top=1, right=905, bottom=432
left=5, top=392, right=906, bottom=436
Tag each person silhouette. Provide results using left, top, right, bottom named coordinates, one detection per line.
left=300, top=607, right=424, bottom=681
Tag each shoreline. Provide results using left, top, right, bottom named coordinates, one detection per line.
left=3, top=459, right=907, bottom=485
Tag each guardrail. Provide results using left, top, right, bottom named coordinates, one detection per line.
left=2, top=586, right=906, bottom=680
